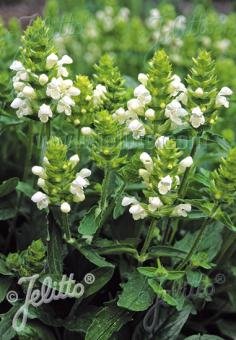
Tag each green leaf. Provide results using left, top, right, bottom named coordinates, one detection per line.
left=0, top=277, right=12, bottom=303
left=73, top=243, right=114, bottom=268
left=65, top=307, right=99, bottom=333
left=0, top=305, right=18, bottom=340
left=186, top=271, right=203, bottom=288
left=16, top=181, right=34, bottom=198
left=184, top=335, right=224, bottom=340
left=138, top=267, right=157, bottom=278
left=0, top=177, right=19, bottom=198
left=85, top=305, right=132, bottom=340
left=78, top=206, right=101, bottom=236
left=118, top=270, right=154, bottom=311
left=83, top=267, right=114, bottom=299
left=175, top=223, right=223, bottom=261
left=0, top=208, right=16, bottom=221
left=148, top=246, right=187, bottom=259
left=148, top=279, right=178, bottom=307
left=152, top=303, right=193, bottom=339
left=0, top=256, right=13, bottom=276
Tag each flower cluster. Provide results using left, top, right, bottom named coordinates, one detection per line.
left=10, top=18, right=80, bottom=123
left=31, top=137, right=91, bottom=213
left=122, top=137, right=193, bottom=220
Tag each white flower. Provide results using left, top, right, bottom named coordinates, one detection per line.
left=77, top=168, right=91, bottom=178
left=11, top=98, right=24, bottom=109
left=112, top=107, right=128, bottom=124
left=31, top=191, right=49, bottom=210
left=172, top=204, right=191, bottom=217
left=93, top=84, right=107, bottom=105
left=215, top=87, right=233, bottom=108
left=169, top=74, right=186, bottom=97
left=70, top=168, right=91, bottom=201
left=58, top=55, right=73, bottom=65
left=13, top=81, right=25, bottom=91
left=140, top=152, right=153, bottom=172
left=195, top=87, right=204, bottom=97
left=146, top=8, right=161, bottom=29
left=165, top=100, right=188, bottom=125
left=22, top=86, right=36, bottom=99
left=69, top=154, right=80, bottom=165
left=16, top=103, right=32, bottom=118
left=122, top=197, right=147, bottom=220
left=32, top=166, right=47, bottom=179
left=121, top=196, right=138, bottom=206
left=81, top=127, right=93, bottom=136
left=39, top=74, right=49, bottom=85
left=10, top=60, right=25, bottom=71
left=218, top=87, right=233, bottom=96
left=155, top=136, right=169, bottom=149
left=46, top=77, right=62, bottom=100
left=190, top=107, right=205, bottom=128
left=129, top=203, right=147, bottom=220
left=148, top=197, right=163, bottom=212
left=179, top=156, right=193, bottom=173
left=138, top=73, right=148, bottom=86
left=127, top=98, right=144, bottom=115
left=145, top=108, right=155, bottom=120
left=158, top=175, right=172, bottom=195
left=127, top=119, right=145, bottom=139
left=57, top=95, right=75, bottom=115
left=38, top=104, right=53, bottom=123
left=46, top=53, right=59, bottom=69
left=60, top=202, right=71, bottom=213
left=134, top=84, right=152, bottom=105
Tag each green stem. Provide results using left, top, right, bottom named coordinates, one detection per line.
left=163, top=136, right=198, bottom=245
left=23, top=120, right=34, bottom=180
left=139, top=219, right=156, bottom=262
left=61, top=213, right=73, bottom=242
left=177, top=204, right=218, bottom=270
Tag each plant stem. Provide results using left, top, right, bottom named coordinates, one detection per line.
left=163, top=136, right=198, bottom=245
left=23, top=120, right=34, bottom=180
left=177, top=218, right=210, bottom=270
left=61, top=213, right=72, bottom=242
left=139, top=219, right=156, bottom=262
left=177, top=204, right=218, bottom=270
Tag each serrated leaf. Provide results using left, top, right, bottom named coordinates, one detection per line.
left=0, top=177, right=19, bottom=198
left=118, top=270, right=154, bottom=311
left=85, top=305, right=132, bottom=340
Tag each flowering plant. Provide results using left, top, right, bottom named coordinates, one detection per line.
left=0, top=7, right=236, bottom=340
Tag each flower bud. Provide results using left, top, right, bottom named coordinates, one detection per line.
left=60, top=202, right=71, bottom=213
